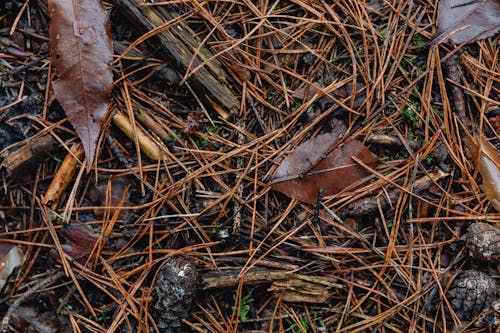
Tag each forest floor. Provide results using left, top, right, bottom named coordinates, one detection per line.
left=1, top=0, right=499, bottom=332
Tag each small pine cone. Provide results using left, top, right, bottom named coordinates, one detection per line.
left=466, top=222, right=500, bottom=262
left=151, top=256, right=198, bottom=333
left=447, top=270, right=497, bottom=321
left=476, top=298, right=500, bottom=328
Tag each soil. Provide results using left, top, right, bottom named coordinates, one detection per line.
left=1, top=1, right=499, bottom=333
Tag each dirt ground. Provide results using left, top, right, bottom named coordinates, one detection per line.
left=1, top=0, right=499, bottom=332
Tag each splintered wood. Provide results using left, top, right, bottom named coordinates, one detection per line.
left=202, top=268, right=342, bottom=303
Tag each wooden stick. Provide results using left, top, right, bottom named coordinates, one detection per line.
left=42, top=143, right=85, bottom=208
left=113, top=111, right=163, bottom=161
left=134, top=108, right=170, bottom=143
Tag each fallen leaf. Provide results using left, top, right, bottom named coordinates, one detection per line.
left=271, top=133, right=379, bottom=204
left=0, top=242, right=24, bottom=289
left=48, top=0, right=114, bottom=171
left=435, top=0, right=500, bottom=44
left=465, top=136, right=500, bottom=212
left=88, top=176, right=131, bottom=219
left=59, top=223, right=103, bottom=264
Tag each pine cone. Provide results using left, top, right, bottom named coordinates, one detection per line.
left=466, top=222, right=500, bottom=262
left=476, top=298, right=500, bottom=328
left=447, top=270, right=496, bottom=321
left=151, top=256, right=198, bottom=333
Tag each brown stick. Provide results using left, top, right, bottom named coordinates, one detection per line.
left=445, top=53, right=467, bottom=125
left=42, top=143, right=85, bottom=208
left=0, top=134, right=57, bottom=176
left=338, top=170, right=448, bottom=218
left=113, top=111, right=163, bottom=161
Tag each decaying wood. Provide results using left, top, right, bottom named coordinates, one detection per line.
left=113, top=41, right=181, bottom=85
left=338, top=170, right=449, bottom=218
left=114, top=0, right=239, bottom=118
left=42, top=143, right=85, bottom=208
left=0, top=134, right=57, bottom=176
left=268, top=277, right=333, bottom=303
left=202, top=268, right=342, bottom=303
left=113, top=111, right=164, bottom=161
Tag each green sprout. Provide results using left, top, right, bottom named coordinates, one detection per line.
left=412, top=33, right=428, bottom=48
left=379, top=29, right=388, bottom=41
left=286, top=317, right=312, bottom=333
left=401, top=103, right=420, bottom=128
left=233, top=291, right=253, bottom=323
left=96, top=305, right=112, bottom=323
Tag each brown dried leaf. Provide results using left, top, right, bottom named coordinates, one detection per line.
left=49, top=0, right=114, bottom=171
left=271, top=133, right=379, bottom=204
left=465, top=136, right=500, bottom=212
left=60, top=223, right=102, bottom=264
left=435, top=0, right=500, bottom=44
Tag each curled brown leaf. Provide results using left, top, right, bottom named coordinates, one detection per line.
left=465, top=136, right=500, bottom=212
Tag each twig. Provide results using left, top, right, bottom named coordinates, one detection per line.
left=1, top=271, right=65, bottom=333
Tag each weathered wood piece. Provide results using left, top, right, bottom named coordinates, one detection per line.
left=202, top=268, right=342, bottom=303
left=0, top=134, right=57, bottom=176
left=114, top=0, right=239, bottom=118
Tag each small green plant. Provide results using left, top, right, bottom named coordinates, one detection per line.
left=432, top=104, right=444, bottom=119
left=412, top=33, right=427, bottom=48
left=96, top=305, right=112, bottom=323
left=165, top=128, right=182, bottom=143
left=293, top=98, right=302, bottom=111
left=58, top=301, right=73, bottom=315
left=401, top=103, right=420, bottom=128
left=286, top=317, right=311, bottom=333
left=423, top=154, right=434, bottom=165
left=379, top=29, right=388, bottom=41
left=233, top=291, right=253, bottom=323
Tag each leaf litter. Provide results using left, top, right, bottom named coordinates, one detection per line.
left=48, top=0, right=113, bottom=171
left=465, top=135, right=500, bottom=212
left=2, top=0, right=500, bottom=332
left=271, top=130, right=380, bottom=204
left=435, top=0, right=500, bottom=44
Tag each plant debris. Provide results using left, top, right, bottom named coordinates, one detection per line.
left=435, top=0, right=500, bottom=44
left=48, top=0, right=113, bottom=170
left=465, top=135, right=500, bottom=212
left=1, top=0, right=500, bottom=331
left=271, top=132, right=379, bottom=204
